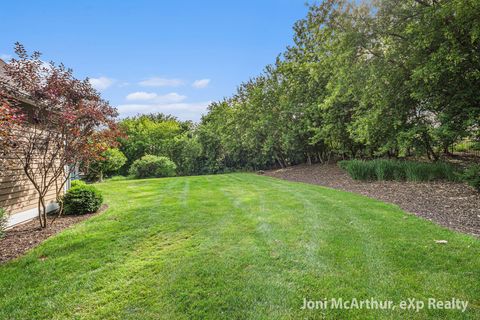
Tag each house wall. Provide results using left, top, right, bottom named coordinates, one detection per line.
left=0, top=58, right=66, bottom=227
left=0, top=128, right=64, bottom=228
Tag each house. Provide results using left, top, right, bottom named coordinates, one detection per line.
left=0, top=58, right=68, bottom=227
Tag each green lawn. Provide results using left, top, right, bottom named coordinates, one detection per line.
left=0, top=173, right=479, bottom=319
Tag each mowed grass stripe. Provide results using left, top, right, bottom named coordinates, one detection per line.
left=0, top=173, right=478, bottom=319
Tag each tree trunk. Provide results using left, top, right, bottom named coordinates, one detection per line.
left=307, top=153, right=312, bottom=165
left=275, top=156, right=284, bottom=168
left=38, top=197, right=47, bottom=228
left=317, top=152, right=323, bottom=164
left=422, top=131, right=439, bottom=161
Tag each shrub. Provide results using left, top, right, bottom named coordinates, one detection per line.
left=339, top=159, right=458, bottom=182
left=129, top=155, right=177, bottom=178
left=0, top=208, right=7, bottom=238
left=462, top=164, right=480, bottom=191
left=63, top=185, right=103, bottom=215
left=70, top=180, right=87, bottom=188
left=337, top=160, right=350, bottom=171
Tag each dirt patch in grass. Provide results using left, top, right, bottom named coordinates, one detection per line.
left=0, top=204, right=108, bottom=264
left=265, top=164, right=480, bottom=237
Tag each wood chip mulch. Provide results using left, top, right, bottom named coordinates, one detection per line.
left=0, top=204, right=108, bottom=264
left=264, top=164, right=480, bottom=237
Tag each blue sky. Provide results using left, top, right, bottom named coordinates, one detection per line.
left=0, top=0, right=309, bottom=122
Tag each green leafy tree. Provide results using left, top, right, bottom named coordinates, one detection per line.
left=86, top=148, right=127, bottom=182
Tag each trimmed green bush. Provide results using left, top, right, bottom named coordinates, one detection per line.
left=129, top=155, right=177, bottom=178
left=462, top=164, right=480, bottom=191
left=0, top=208, right=7, bottom=238
left=70, top=180, right=87, bottom=188
left=339, top=159, right=459, bottom=182
left=63, top=185, right=103, bottom=215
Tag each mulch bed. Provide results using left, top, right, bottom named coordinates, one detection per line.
left=265, top=164, right=480, bottom=237
left=0, top=204, right=108, bottom=264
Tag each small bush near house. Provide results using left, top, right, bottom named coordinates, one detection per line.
left=71, top=180, right=87, bottom=188
left=63, top=185, right=103, bottom=215
left=462, top=164, right=480, bottom=192
left=0, top=208, right=7, bottom=238
left=339, top=159, right=458, bottom=182
left=129, top=155, right=177, bottom=178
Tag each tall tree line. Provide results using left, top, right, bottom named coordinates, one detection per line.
left=118, top=0, right=480, bottom=175
left=195, top=0, right=479, bottom=171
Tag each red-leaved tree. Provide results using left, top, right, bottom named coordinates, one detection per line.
left=0, top=43, right=119, bottom=228
left=0, top=93, right=23, bottom=151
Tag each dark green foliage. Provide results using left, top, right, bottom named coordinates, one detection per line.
left=373, top=160, right=396, bottom=181
left=188, top=0, right=480, bottom=171
left=337, top=160, right=350, bottom=171
left=404, top=162, right=458, bottom=182
left=340, top=160, right=376, bottom=181
left=462, top=165, right=480, bottom=191
left=63, top=185, right=103, bottom=215
left=339, top=160, right=459, bottom=182
left=114, top=1, right=479, bottom=174
left=129, top=155, right=177, bottom=178
left=391, top=162, right=408, bottom=181
left=118, top=114, right=203, bottom=176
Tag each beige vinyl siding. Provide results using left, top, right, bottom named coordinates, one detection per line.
left=0, top=162, right=59, bottom=215
left=1, top=61, right=64, bottom=220
left=0, top=135, right=63, bottom=217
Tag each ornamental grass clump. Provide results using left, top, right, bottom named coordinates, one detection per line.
left=339, top=160, right=376, bottom=181
left=339, top=159, right=459, bottom=182
left=462, top=164, right=480, bottom=192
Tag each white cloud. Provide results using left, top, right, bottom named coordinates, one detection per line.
left=192, top=79, right=210, bottom=89
left=89, top=77, right=115, bottom=91
left=139, top=77, right=184, bottom=87
left=117, top=101, right=211, bottom=121
left=126, top=91, right=158, bottom=101
left=126, top=92, right=187, bottom=103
